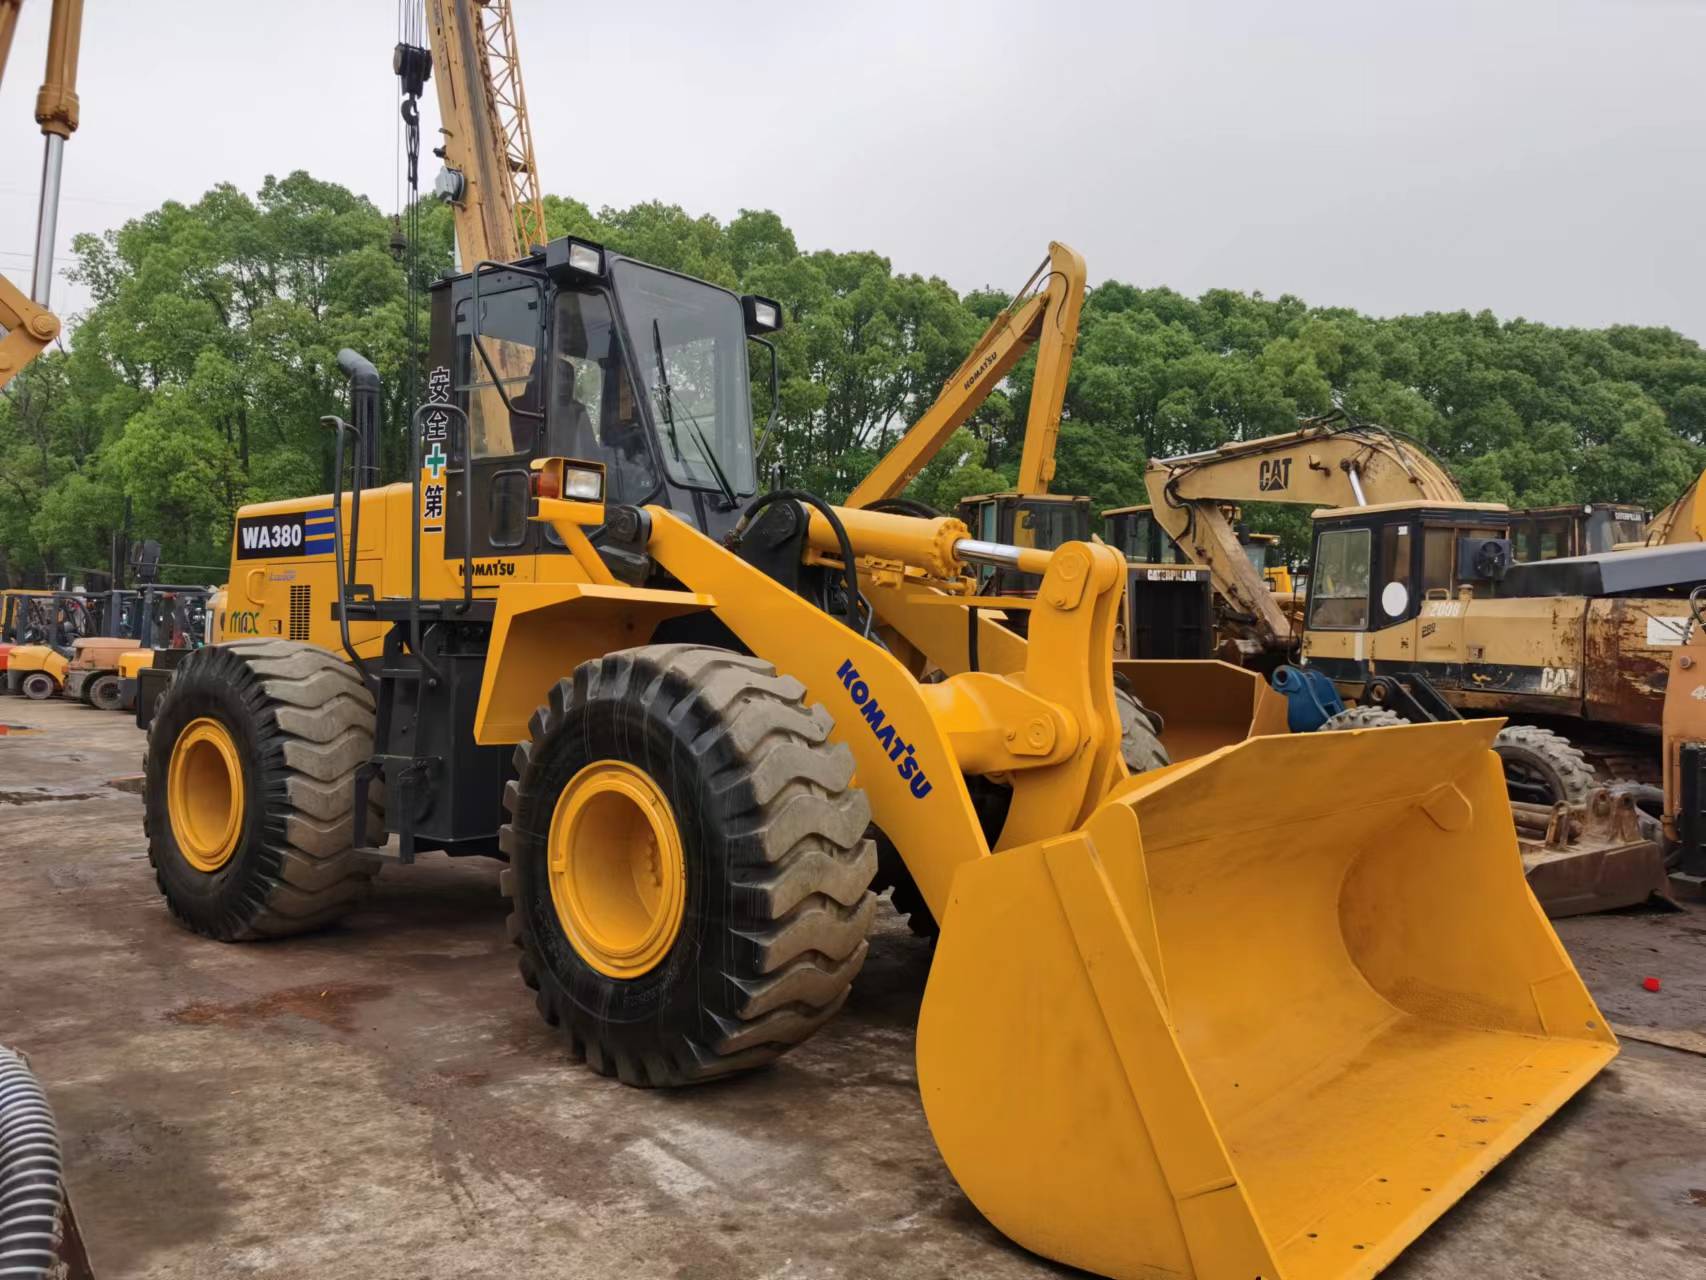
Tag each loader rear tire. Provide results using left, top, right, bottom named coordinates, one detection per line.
left=1494, top=724, right=1595, bottom=807
left=501, top=644, right=877, bottom=1087
left=143, top=640, right=381, bottom=941
left=87, top=674, right=124, bottom=712
left=1322, top=705, right=1409, bottom=731
left=21, top=672, right=55, bottom=700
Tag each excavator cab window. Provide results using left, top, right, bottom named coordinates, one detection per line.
left=1105, top=509, right=1184, bottom=565
left=1307, top=527, right=1372, bottom=629
left=1013, top=499, right=1089, bottom=552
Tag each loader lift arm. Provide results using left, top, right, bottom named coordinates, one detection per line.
left=846, top=241, right=1086, bottom=508
left=1145, top=413, right=1462, bottom=646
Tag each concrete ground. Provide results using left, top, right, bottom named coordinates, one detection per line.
left=2, top=696, right=1703, bottom=1280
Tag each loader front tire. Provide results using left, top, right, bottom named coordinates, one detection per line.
left=143, top=640, right=381, bottom=940
left=20, top=672, right=55, bottom=700
left=501, top=644, right=877, bottom=1087
left=1494, top=724, right=1595, bottom=807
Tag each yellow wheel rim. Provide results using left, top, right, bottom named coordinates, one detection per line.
left=547, top=760, right=687, bottom=980
left=167, top=717, right=246, bottom=873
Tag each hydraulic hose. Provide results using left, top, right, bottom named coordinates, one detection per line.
left=0, top=1046, right=64, bottom=1280
left=735, top=490, right=872, bottom=637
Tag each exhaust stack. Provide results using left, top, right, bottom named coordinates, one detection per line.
left=337, top=348, right=382, bottom=490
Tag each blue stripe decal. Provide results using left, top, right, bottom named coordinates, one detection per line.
left=302, top=537, right=335, bottom=555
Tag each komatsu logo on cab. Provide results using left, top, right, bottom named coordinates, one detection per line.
left=835, top=659, right=932, bottom=798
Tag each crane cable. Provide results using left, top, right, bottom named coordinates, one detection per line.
left=395, top=1, right=430, bottom=440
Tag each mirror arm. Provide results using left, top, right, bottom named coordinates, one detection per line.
left=751, top=335, right=780, bottom=462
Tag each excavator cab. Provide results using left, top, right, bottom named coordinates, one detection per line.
left=1508, top=502, right=1649, bottom=561
left=1299, top=501, right=1513, bottom=688
left=954, top=492, right=1092, bottom=592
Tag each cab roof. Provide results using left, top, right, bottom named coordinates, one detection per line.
left=1311, top=500, right=1509, bottom=520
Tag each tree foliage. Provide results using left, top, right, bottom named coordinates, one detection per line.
left=3, top=172, right=1702, bottom=582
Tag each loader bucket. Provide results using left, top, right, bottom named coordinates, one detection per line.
left=1115, top=658, right=1288, bottom=762
left=917, top=719, right=1616, bottom=1280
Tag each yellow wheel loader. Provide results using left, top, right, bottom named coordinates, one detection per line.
left=142, top=232, right=1615, bottom=1280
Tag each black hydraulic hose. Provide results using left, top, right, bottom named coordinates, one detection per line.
left=734, top=490, right=872, bottom=637
left=0, top=1046, right=64, bottom=1280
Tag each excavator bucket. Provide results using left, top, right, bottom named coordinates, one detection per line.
left=918, top=719, right=1615, bottom=1280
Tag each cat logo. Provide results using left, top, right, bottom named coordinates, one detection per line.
left=1258, top=458, right=1292, bottom=492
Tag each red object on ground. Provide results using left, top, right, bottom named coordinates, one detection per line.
left=1642, top=976, right=1662, bottom=992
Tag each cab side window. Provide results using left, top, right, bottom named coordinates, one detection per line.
left=1307, top=528, right=1372, bottom=629
left=455, top=287, right=542, bottom=459
left=1376, top=524, right=1414, bottom=623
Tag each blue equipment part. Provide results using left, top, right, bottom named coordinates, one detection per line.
left=1270, top=664, right=1345, bottom=733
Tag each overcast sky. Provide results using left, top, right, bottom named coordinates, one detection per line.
left=3, top=1, right=1701, bottom=339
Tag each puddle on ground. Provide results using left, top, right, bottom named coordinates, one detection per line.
left=0, top=724, right=37, bottom=736
left=168, top=981, right=393, bottom=1033
left=0, top=786, right=96, bottom=804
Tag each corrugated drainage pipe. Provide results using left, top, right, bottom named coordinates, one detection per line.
left=0, top=1046, right=63, bottom=1280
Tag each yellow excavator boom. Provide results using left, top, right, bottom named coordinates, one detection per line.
left=846, top=241, right=1086, bottom=508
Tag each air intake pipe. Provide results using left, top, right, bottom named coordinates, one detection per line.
left=337, top=348, right=382, bottom=490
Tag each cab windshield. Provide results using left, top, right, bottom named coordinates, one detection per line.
left=613, top=261, right=758, bottom=497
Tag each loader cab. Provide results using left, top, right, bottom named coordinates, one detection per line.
left=431, top=236, right=781, bottom=571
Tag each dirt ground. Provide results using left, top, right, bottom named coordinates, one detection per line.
left=2, top=696, right=1703, bottom=1279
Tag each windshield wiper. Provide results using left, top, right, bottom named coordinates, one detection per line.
left=651, top=318, right=739, bottom=510
left=651, top=319, right=684, bottom=461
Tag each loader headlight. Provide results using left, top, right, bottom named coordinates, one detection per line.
left=530, top=457, right=605, bottom=503
left=742, top=294, right=783, bottom=336
left=546, top=236, right=607, bottom=282
left=563, top=465, right=604, bottom=501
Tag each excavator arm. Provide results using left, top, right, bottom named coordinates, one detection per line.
left=1144, top=416, right=1462, bottom=646
left=846, top=241, right=1086, bottom=508
left=0, top=0, right=82, bottom=391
